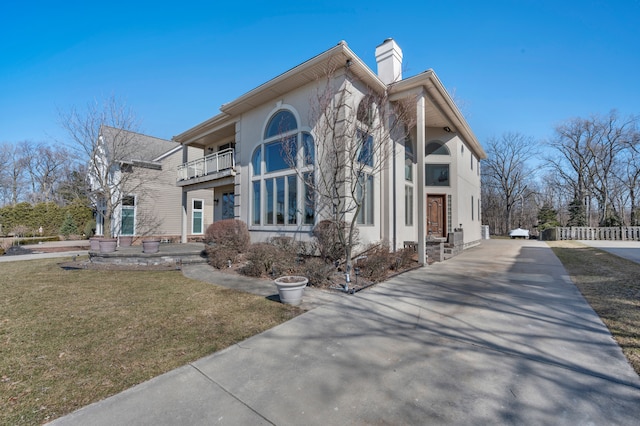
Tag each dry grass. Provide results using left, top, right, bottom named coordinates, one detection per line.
left=547, top=240, right=640, bottom=375
left=0, top=258, right=301, bottom=425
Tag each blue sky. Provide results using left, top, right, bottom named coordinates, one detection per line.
left=1, top=0, right=639, bottom=149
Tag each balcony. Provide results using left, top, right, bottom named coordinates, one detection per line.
left=177, top=148, right=235, bottom=184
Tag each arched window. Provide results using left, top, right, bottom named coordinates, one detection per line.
left=252, top=147, right=261, bottom=176
left=265, top=110, right=297, bottom=139
left=426, top=140, right=450, bottom=156
left=357, top=95, right=376, bottom=126
left=252, top=109, right=314, bottom=227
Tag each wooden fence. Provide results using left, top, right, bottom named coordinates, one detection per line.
left=542, top=226, right=640, bottom=241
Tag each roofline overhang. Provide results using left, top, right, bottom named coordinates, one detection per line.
left=219, top=41, right=386, bottom=117
left=389, top=70, right=487, bottom=160
left=173, top=41, right=387, bottom=145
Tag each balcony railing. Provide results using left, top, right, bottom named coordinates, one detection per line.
left=177, top=148, right=235, bottom=182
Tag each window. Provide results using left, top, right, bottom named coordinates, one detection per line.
left=265, top=110, right=297, bottom=138
left=287, top=175, right=297, bottom=224
left=405, top=185, right=413, bottom=226
left=356, top=173, right=374, bottom=225
left=302, top=132, right=314, bottom=165
left=405, top=136, right=414, bottom=182
left=426, top=164, right=450, bottom=186
left=121, top=195, right=135, bottom=235
left=265, top=138, right=296, bottom=173
left=252, top=148, right=261, bottom=175
left=303, top=172, right=315, bottom=225
left=471, top=195, right=474, bottom=221
left=357, top=131, right=373, bottom=166
left=252, top=181, right=261, bottom=225
left=251, top=109, right=314, bottom=227
left=222, top=192, right=234, bottom=219
left=426, top=140, right=450, bottom=156
left=192, top=199, right=204, bottom=234
left=471, top=154, right=474, bottom=170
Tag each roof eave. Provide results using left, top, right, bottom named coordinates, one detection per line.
left=390, top=71, right=487, bottom=160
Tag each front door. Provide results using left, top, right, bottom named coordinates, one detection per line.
left=427, top=195, right=445, bottom=238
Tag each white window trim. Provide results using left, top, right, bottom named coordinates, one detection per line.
left=192, top=198, right=204, bottom=235
left=120, top=195, right=136, bottom=236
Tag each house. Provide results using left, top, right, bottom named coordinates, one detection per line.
left=90, top=125, right=211, bottom=240
left=172, top=39, right=487, bottom=264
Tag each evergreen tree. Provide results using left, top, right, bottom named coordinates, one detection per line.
left=537, top=203, right=560, bottom=230
left=567, top=198, right=587, bottom=226
left=59, top=213, right=79, bottom=238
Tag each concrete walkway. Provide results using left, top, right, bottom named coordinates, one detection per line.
left=48, top=239, right=640, bottom=425
left=0, top=240, right=89, bottom=262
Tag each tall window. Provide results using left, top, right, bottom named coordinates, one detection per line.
left=121, top=195, right=135, bottom=235
left=405, top=185, right=413, bottom=226
left=251, top=109, right=314, bottom=227
left=356, top=173, right=374, bottom=225
left=192, top=199, right=203, bottom=234
left=222, top=192, right=234, bottom=219
left=471, top=195, right=474, bottom=221
left=405, top=135, right=414, bottom=182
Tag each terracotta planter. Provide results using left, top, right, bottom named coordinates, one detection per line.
left=142, top=239, right=160, bottom=254
left=274, top=276, right=308, bottom=306
left=89, top=237, right=101, bottom=252
left=119, top=236, right=133, bottom=247
left=98, top=238, right=117, bottom=253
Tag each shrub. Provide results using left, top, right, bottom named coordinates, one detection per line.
left=312, top=220, right=359, bottom=263
left=240, top=243, right=280, bottom=277
left=206, top=246, right=238, bottom=269
left=394, top=248, right=416, bottom=270
left=238, top=261, right=263, bottom=277
left=357, top=243, right=395, bottom=281
left=204, top=219, right=250, bottom=253
left=302, top=257, right=335, bottom=287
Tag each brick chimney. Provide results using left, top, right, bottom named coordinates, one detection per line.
left=375, top=38, right=403, bottom=85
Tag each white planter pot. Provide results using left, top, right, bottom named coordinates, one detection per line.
left=274, top=276, right=308, bottom=306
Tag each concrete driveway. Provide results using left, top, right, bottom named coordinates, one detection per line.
left=50, top=239, right=640, bottom=425
left=578, top=239, right=640, bottom=264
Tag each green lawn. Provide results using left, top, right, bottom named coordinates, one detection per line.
left=0, top=258, right=301, bottom=425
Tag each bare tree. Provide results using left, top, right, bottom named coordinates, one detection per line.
left=0, top=142, right=27, bottom=206
left=284, top=65, right=414, bottom=283
left=59, top=95, right=144, bottom=238
left=547, top=111, right=639, bottom=226
left=19, top=141, right=72, bottom=204
left=482, top=132, right=538, bottom=233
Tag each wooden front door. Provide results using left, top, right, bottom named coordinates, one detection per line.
left=427, top=195, right=446, bottom=238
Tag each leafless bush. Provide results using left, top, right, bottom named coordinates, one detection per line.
left=312, top=220, right=358, bottom=263
left=357, top=243, right=395, bottom=281
left=239, top=243, right=279, bottom=277
left=205, top=246, right=237, bottom=269
left=393, top=248, right=416, bottom=270
left=204, top=219, right=250, bottom=253
left=302, top=257, right=335, bottom=287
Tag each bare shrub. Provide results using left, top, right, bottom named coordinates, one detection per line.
left=239, top=243, right=279, bottom=277
left=204, top=219, right=250, bottom=253
left=206, top=246, right=237, bottom=269
left=312, top=220, right=358, bottom=263
left=357, top=244, right=395, bottom=281
left=394, top=248, right=416, bottom=270
left=302, top=257, right=335, bottom=287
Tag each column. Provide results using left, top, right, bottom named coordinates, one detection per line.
left=416, top=92, right=426, bottom=265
